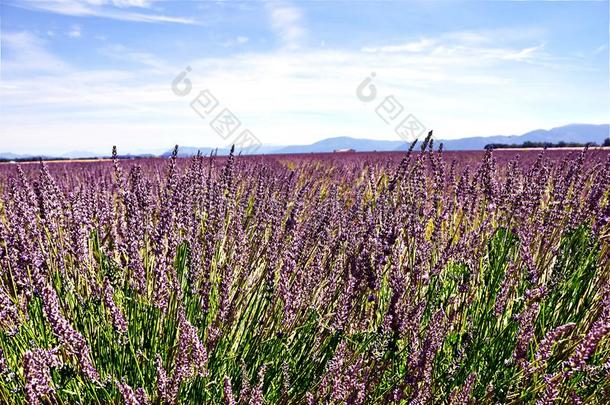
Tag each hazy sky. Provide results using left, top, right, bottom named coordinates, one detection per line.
left=1, top=0, right=608, bottom=155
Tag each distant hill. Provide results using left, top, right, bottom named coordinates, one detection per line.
left=434, top=124, right=609, bottom=151
left=3, top=123, right=607, bottom=160
left=273, top=136, right=405, bottom=154
left=266, top=123, right=609, bottom=154
left=160, top=145, right=280, bottom=158
left=0, top=152, right=27, bottom=160
left=0, top=153, right=63, bottom=161
left=165, top=137, right=407, bottom=157
left=267, top=124, right=609, bottom=154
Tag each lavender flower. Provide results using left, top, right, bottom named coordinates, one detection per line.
left=0, top=348, right=7, bottom=375
left=0, top=290, right=20, bottom=333
left=169, top=309, right=208, bottom=400
left=240, top=364, right=251, bottom=401
left=535, top=373, right=560, bottom=405
left=156, top=355, right=169, bottom=403
left=305, top=391, right=316, bottom=405
left=39, top=284, right=99, bottom=381
left=224, top=376, right=236, bottom=405
left=23, top=347, right=62, bottom=405
left=495, top=262, right=519, bottom=316
left=116, top=379, right=139, bottom=405
left=319, top=341, right=348, bottom=401
left=566, top=304, right=610, bottom=374
left=529, top=323, right=575, bottom=374
left=103, top=278, right=128, bottom=334
left=514, top=302, right=540, bottom=363
left=250, top=365, right=266, bottom=405
left=449, top=373, right=476, bottom=405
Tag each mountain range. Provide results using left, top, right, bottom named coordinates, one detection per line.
left=165, top=123, right=609, bottom=156
left=2, top=124, right=608, bottom=160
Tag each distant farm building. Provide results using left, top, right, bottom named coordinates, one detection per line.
left=333, top=148, right=356, bottom=153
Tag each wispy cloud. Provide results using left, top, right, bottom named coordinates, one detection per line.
left=362, top=38, right=437, bottom=53
left=1, top=0, right=607, bottom=155
left=221, top=36, right=250, bottom=47
left=8, top=0, right=197, bottom=24
left=111, top=0, right=153, bottom=8
left=361, top=30, right=548, bottom=64
left=98, top=43, right=171, bottom=71
left=267, top=1, right=306, bottom=50
left=494, top=43, right=545, bottom=61
left=1, top=31, right=70, bottom=73
left=68, top=24, right=82, bottom=38
left=4, top=23, right=602, bottom=156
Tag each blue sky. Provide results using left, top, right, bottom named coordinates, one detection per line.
left=1, top=0, right=608, bottom=155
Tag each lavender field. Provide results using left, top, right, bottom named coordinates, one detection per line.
left=0, top=139, right=609, bottom=404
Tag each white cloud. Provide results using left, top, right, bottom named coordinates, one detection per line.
left=361, top=33, right=547, bottom=64
left=267, top=1, right=306, bottom=50
left=98, top=43, right=170, bottom=71
left=362, top=38, right=437, bottom=53
left=9, top=0, right=197, bottom=24
left=1, top=29, right=606, bottom=154
left=111, top=0, right=152, bottom=8
left=221, top=36, right=250, bottom=47
left=495, top=43, right=545, bottom=61
left=68, top=24, right=82, bottom=38
left=1, top=31, right=70, bottom=73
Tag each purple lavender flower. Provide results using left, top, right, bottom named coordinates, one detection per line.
left=116, top=379, right=139, bottom=405
left=156, top=355, right=169, bottom=403
left=495, top=262, right=519, bottom=316
left=224, top=376, right=237, bottom=405
left=135, top=388, right=149, bottom=404
left=103, top=278, right=128, bottom=334
left=0, top=290, right=20, bottom=333
left=240, top=364, right=251, bottom=401
left=535, top=373, right=560, bottom=405
left=529, top=323, right=575, bottom=375
left=169, top=309, right=208, bottom=400
left=39, top=284, right=99, bottom=381
left=250, top=365, right=266, bottom=405
left=383, top=255, right=407, bottom=338
left=0, top=348, right=7, bottom=374
left=23, top=347, right=62, bottom=405
left=514, top=302, right=540, bottom=363
left=449, top=372, right=476, bottom=405
left=566, top=304, right=610, bottom=374
left=319, top=341, right=347, bottom=400
left=569, top=390, right=583, bottom=405
left=332, top=275, right=355, bottom=333
left=409, top=309, right=450, bottom=404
